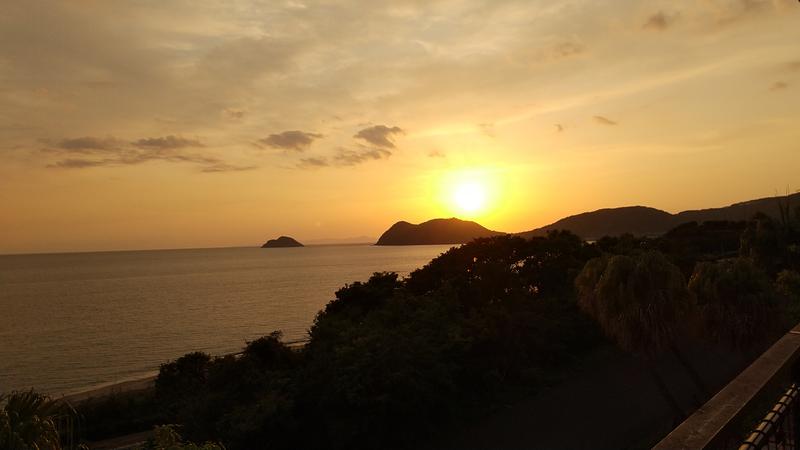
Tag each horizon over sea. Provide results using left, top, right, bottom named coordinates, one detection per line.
left=0, top=244, right=453, bottom=395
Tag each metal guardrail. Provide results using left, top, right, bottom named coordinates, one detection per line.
left=654, top=324, right=800, bottom=449
left=740, top=383, right=799, bottom=449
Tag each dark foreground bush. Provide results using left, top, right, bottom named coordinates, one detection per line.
left=76, top=389, right=161, bottom=441
left=1, top=390, right=65, bottom=450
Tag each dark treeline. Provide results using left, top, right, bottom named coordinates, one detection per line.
left=151, top=230, right=603, bottom=449
left=4, top=206, right=800, bottom=450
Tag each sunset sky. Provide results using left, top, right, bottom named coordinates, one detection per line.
left=1, top=0, right=799, bottom=254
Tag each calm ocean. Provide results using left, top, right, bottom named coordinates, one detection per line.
left=0, top=244, right=452, bottom=395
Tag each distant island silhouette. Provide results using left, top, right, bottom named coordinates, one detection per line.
left=261, top=236, right=304, bottom=248
left=376, top=218, right=502, bottom=245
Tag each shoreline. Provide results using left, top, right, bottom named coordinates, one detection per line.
left=59, top=372, right=158, bottom=404
left=57, top=338, right=310, bottom=405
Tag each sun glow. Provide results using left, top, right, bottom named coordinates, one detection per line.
left=435, top=168, right=501, bottom=220
left=453, top=181, right=487, bottom=214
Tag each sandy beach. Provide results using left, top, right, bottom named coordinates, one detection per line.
left=59, top=374, right=157, bottom=405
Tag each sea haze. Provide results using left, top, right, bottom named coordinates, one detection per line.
left=0, top=244, right=452, bottom=395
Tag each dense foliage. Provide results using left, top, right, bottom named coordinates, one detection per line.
left=153, top=232, right=603, bottom=450
left=77, top=389, right=161, bottom=441
left=575, top=251, right=694, bottom=358
left=574, top=207, right=800, bottom=421
left=689, top=258, right=782, bottom=349
left=0, top=391, right=68, bottom=450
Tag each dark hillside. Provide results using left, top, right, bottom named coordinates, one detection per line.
left=376, top=218, right=503, bottom=245
left=518, top=193, right=800, bottom=240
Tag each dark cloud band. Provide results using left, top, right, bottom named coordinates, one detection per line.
left=44, top=135, right=250, bottom=173
left=260, top=130, right=323, bottom=152
left=353, top=125, right=403, bottom=149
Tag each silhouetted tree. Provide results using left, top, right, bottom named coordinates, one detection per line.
left=299, top=286, right=466, bottom=449
left=740, top=213, right=786, bottom=274
left=0, top=390, right=67, bottom=450
left=575, top=251, right=706, bottom=420
left=689, top=258, right=782, bottom=351
left=659, top=221, right=747, bottom=277
left=776, top=270, right=800, bottom=322
left=75, top=389, right=161, bottom=442
left=156, top=352, right=211, bottom=413
left=777, top=270, right=800, bottom=299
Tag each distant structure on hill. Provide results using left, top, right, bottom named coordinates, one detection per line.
left=518, top=192, right=800, bottom=240
left=376, top=218, right=503, bottom=245
left=261, top=236, right=304, bottom=248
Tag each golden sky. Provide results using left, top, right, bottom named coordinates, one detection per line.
left=1, top=0, right=799, bottom=254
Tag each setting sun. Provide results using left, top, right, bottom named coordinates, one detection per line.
left=453, top=181, right=487, bottom=214
left=435, top=168, right=504, bottom=220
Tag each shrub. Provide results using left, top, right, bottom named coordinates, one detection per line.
left=141, top=425, right=224, bottom=450
left=0, top=390, right=67, bottom=450
left=689, top=258, right=782, bottom=349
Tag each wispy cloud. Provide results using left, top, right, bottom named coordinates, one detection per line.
left=259, top=130, right=323, bottom=152
left=48, top=158, right=110, bottom=169
left=44, top=135, right=249, bottom=172
left=132, top=135, right=203, bottom=149
left=54, top=136, right=122, bottom=152
left=297, top=157, right=329, bottom=168
left=593, top=116, right=618, bottom=126
left=222, top=108, right=247, bottom=120
left=353, top=125, right=404, bottom=149
left=770, top=81, right=788, bottom=91
left=334, top=147, right=392, bottom=166
left=296, top=146, right=393, bottom=169
left=550, top=41, right=585, bottom=59
left=200, top=162, right=256, bottom=173
left=643, top=11, right=677, bottom=31
left=478, top=122, right=495, bottom=137
left=782, top=60, right=800, bottom=72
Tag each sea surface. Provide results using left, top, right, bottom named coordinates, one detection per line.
left=0, top=244, right=453, bottom=395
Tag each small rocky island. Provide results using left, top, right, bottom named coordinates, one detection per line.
left=261, top=236, right=304, bottom=248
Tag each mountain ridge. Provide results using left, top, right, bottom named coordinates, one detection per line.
left=518, top=192, right=800, bottom=240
